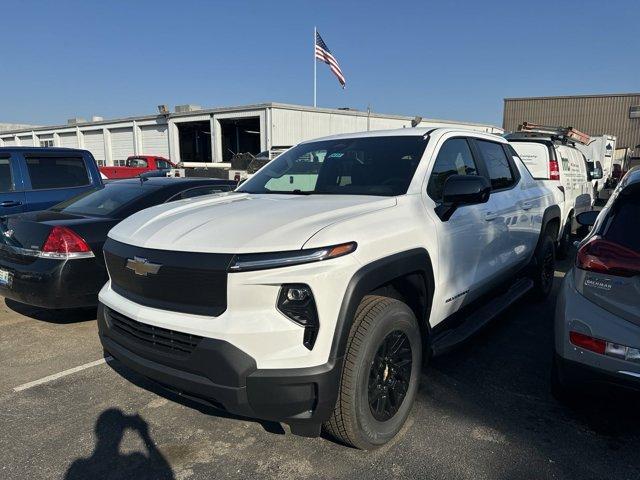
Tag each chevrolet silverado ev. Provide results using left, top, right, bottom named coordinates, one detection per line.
left=98, top=128, right=560, bottom=449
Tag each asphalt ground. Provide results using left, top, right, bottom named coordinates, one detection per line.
left=1, top=242, right=639, bottom=480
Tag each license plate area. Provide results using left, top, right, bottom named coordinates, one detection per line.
left=0, top=268, right=12, bottom=287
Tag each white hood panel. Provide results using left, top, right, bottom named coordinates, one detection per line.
left=108, top=193, right=396, bottom=253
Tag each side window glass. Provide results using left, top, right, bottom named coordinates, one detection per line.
left=26, top=157, right=89, bottom=190
left=427, top=138, right=478, bottom=202
left=0, top=158, right=15, bottom=193
left=476, top=140, right=515, bottom=190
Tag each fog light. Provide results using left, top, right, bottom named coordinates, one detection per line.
left=278, top=284, right=319, bottom=350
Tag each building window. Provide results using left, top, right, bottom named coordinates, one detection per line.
left=40, top=139, right=54, bottom=147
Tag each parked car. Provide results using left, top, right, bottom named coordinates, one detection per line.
left=553, top=166, right=640, bottom=397
left=0, top=177, right=236, bottom=309
left=0, top=147, right=103, bottom=215
left=97, top=128, right=561, bottom=449
left=506, top=132, right=600, bottom=258
left=99, top=155, right=176, bottom=179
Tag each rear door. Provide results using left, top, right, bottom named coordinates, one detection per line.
left=473, top=138, right=534, bottom=277
left=0, top=153, right=26, bottom=214
left=20, top=152, right=95, bottom=211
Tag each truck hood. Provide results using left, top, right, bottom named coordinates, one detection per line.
left=108, top=193, right=396, bottom=253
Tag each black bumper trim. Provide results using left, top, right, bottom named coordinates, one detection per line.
left=98, top=304, right=342, bottom=430
left=555, top=354, right=640, bottom=393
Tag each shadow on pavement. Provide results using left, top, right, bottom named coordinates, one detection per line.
left=65, top=408, right=174, bottom=480
left=4, top=298, right=96, bottom=323
left=420, top=243, right=640, bottom=479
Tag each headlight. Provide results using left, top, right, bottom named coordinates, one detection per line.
left=228, top=242, right=357, bottom=272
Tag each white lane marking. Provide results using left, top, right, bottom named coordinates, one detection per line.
left=13, top=356, right=113, bottom=392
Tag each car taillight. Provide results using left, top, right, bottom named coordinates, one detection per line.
left=549, top=160, right=560, bottom=181
left=570, top=331, right=640, bottom=363
left=576, top=236, right=640, bottom=277
left=41, top=226, right=94, bottom=259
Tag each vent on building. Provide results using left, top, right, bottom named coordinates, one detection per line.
left=175, top=104, right=202, bottom=113
left=67, top=117, right=87, bottom=125
left=630, top=106, right=640, bottom=119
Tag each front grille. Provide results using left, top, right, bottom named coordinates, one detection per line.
left=103, top=239, right=233, bottom=316
left=107, top=308, right=202, bottom=355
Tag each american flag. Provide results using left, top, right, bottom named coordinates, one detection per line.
left=315, top=31, right=346, bottom=88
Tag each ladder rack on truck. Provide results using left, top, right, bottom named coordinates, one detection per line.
left=515, top=122, right=591, bottom=145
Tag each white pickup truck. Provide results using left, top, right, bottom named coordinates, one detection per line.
left=98, top=128, right=561, bottom=449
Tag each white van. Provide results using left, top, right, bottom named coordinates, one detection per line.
left=576, top=135, right=616, bottom=198
left=507, top=137, right=598, bottom=257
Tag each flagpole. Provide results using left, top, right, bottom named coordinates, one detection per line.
left=313, top=26, right=317, bottom=108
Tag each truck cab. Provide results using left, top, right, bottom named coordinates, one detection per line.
left=99, top=155, right=176, bottom=179
left=0, top=147, right=103, bottom=215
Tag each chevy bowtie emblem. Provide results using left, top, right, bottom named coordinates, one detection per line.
left=126, top=257, right=161, bottom=276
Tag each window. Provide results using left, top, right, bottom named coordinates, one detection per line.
left=427, top=138, right=478, bottom=201
left=239, top=136, right=428, bottom=197
left=604, top=191, right=640, bottom=253
left=26, top=157, right=90, bottom=190
left=126, top=158, right=148, bottom=168
left=39, top=139, right=54, bottom=147
left=50, top=183, right=152, bottom=217
left=172, top=185, right=232, bottom=201
left=476, top=140, right=515, bottom=190
left=155, top=160, right=171, bottom=170
left=0, top=159, right=14, bottom=193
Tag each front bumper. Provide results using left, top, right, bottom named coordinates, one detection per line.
left=98, top=304, right=341, bottom=434
left=0, top=253, right=105, bottom=309
left=555, top=270, right=640, bottom=391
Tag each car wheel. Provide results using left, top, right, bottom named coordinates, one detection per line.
left=531, top=234, right=556, bottom=300
left=556, top=217, right=572, bottom=259
left=323, top=295, right=422, bottom=449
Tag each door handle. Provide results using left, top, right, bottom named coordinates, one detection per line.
left=521, top=201, right=533, bottom=211
left=484, top=211, right=498, bottom=221
left=0, top=201, right=22, bottom=208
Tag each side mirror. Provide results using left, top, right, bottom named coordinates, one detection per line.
left=591, top=167, right=603, bottom=180
left=576, top=210, right=599, bottom=227
left=436, top=175, right=491, bottom=221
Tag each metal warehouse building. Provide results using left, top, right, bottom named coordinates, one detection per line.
left=503, top=93, right=640, bottom=156
left=0, top=103, right=500, bottom=166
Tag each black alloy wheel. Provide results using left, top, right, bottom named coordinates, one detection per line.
left=368, top=330, right=413, bottom=422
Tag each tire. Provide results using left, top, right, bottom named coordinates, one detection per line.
left=531, top=233, right=556, bottom=300
left=556, top=216, right=572, bottom=260
left=323, top=295, right=422, bottom=449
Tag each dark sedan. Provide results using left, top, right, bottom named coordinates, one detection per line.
left=0, top=177, right=236, bottom=309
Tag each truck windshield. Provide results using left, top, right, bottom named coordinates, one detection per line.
left=238, top=136, right=428, bottom=196
left=49, top=183, right=153, bottom=217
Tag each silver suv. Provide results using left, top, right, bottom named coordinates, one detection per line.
left=553, top=167, right=640, bottom=395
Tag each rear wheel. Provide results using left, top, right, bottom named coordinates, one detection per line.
left=323, top=295, right=422, bottom=449
left=531, top=233, right=556, bottom=300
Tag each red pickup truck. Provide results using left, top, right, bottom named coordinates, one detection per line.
left=99, top=156, right=176, bottom=179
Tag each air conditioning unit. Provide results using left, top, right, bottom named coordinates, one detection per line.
left=629, top=106, right=640, bottom=119
left=175, top=104, right=202, bottom=113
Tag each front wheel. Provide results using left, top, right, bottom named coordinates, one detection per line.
left=531, top=234, right=556, bottom=300
left=323, top=295, right=422, bottom=449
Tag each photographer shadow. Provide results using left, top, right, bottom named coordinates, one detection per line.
left=65, top=408, right=174, bottom=480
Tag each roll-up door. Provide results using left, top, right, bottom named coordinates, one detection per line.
left=59, top=132, right=78, bottom=149
left=18, top=136, right=34, bottom=147
left=140, top=125, right=169, bottom=158
left=110, top=128, right=134, bottom=163
left=37, top=134, right=54, bottom=147
left=83, top=130, right=106, bottom=164
left=2, top=137, right=16, bottom=146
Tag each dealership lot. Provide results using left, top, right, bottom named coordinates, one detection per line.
left=1, top=246, right=638, bottom=480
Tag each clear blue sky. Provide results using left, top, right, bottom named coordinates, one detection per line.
left=3, top=0, right=638, bottom=126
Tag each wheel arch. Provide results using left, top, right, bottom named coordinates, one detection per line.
left=537, top=205, right=561, bottom=249
left=329, top=248, right=434, bottom=362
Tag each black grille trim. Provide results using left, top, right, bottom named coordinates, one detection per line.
left=107, top=308, right=202, bottom=355
left=103, top=238, right=232, bottom=316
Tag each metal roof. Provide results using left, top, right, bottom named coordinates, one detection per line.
left=504, top=92, right=640, bottom=101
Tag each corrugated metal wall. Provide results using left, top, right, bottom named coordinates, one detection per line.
left=503, top=94, right=640, bottom=151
